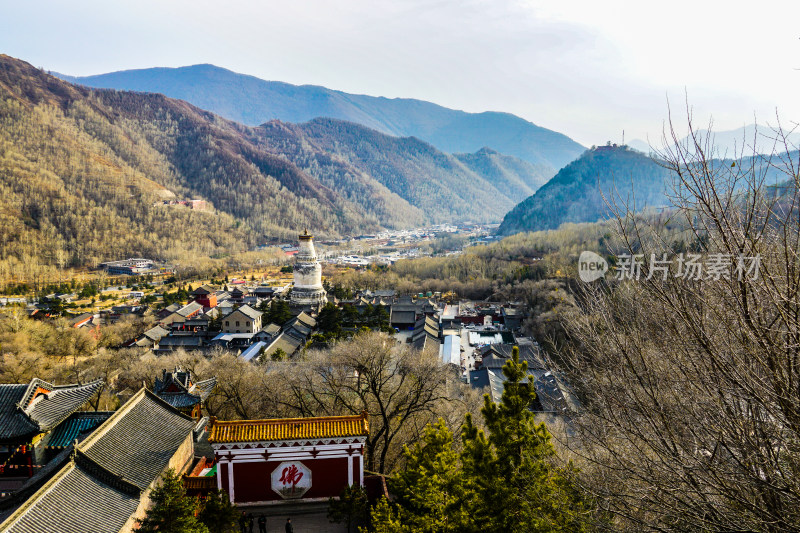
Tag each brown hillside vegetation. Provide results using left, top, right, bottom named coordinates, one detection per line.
left=0, top=55, right=552, bottom=279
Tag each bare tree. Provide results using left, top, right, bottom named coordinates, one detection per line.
left=560, top=116, right=800, bottom=531
left=280, top=332, right=472, bottom=473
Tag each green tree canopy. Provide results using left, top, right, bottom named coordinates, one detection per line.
left=136, top=469, right=209, bottom=533
left=198, top=490, right=239, bottom=533
left=318, top=302, right=343, bottom=337
left=369, top=347, right=592, bottom=532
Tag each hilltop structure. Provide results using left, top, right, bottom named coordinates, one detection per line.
left=290, top=230, right=327, bottom=309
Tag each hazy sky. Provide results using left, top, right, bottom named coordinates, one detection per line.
left=2, top=0, right=799, bottom=146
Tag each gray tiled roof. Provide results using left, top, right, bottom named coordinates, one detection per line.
left=295, top=311, right=316, bottom=328
left=156, top=376, right=217, bottom=410
left=0, top=389, right=196, bottom=533
left=469, top=368, right=506, bottom=404
left=390, top=310, right=417, bottom=325
left=0, top=385, right=38, bottom=443
left=25, top=380, right=104, bottom=432
left=1, top=463, right=140, bottom=533
left=261, top=323, right=281, bottom=335
left=80, top=390, right=196, bottom=491
left=157, top=392, right=201, bottom=409
left=263, top=333, right=303, bottom=359
left=479, top=344, right=545, bottom=371
left=191, top=377, right=217, bottom=401
left=176, top=301, right=203, bottom=317
left=142, top=325, right=169, bottom=342
left=237, top=304, right=262, bottom=320
left=0, top=379, right=103, bottom=443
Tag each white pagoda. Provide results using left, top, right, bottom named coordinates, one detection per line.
left=290, top=229, right=327, bottom=307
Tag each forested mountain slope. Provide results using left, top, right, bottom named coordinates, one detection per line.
left=453, top=147, right=553, bottom=201
left=56, top=64, right=585, bottom=169
left=254, top=119, right=552, bottom=223
left=0, top=55, right=550, bottom=271
left=498, top=146, right=673, bottom=235
left=497, top=144, right=797, bottom=235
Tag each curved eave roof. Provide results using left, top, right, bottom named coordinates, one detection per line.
left=0, top=379, right=104, bottom=442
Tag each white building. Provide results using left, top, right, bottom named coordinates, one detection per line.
left=290, top=230, right=327, bottom=308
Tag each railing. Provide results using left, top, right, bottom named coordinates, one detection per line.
left=183, top=476, right=216, bottom=491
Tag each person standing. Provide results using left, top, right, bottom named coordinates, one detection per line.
left=247, top=513, right=255, bottom=533
left=239, top=512, right=247, bottom=533
left=285, top=518, right=293, bottom=533
left=258, top=514, right=267, bottom=533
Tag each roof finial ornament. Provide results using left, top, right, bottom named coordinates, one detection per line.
left=303, top=228, right=308, bottom=236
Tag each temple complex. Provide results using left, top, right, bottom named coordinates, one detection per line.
left=208, top=412, right=368, bottom=506
left=290, top=230, right=327, bottom=309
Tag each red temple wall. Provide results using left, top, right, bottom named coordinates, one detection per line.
left=231, top=456, right=353, bottom=503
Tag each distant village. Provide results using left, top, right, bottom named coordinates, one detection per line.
left=265, top=222, right=500, bottom=266
left=0, top=229, right=572, bottom=532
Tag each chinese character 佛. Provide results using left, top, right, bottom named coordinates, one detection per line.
left=279, top=464, right=304, bottom=491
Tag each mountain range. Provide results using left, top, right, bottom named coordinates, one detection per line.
left=55, top=64, right=585, bottom=170
left=0, top=55, right=555, bottom=267
left=629, top=124, right=800, bottom=157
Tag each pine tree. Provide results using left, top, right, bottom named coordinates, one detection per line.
left=368, top=498, right=407, bottom=533
left=136, top=469, right=209, bottom=533
left=198, top=490, right=239, bottom=533
left=390, top=419, right=469, bottom=532
left=460, top=347, right=590, bottom=532
left=368, top=347, right=592, bottom=532
left=318, top=302, right=343, bottom=337
left=328, top=484, right=369, bottom=532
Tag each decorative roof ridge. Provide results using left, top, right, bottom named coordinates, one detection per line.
left=77, top=388, right=194, bottom=452
left=211, top=412, right=368, bottom=427
left=140, top=387, right=198, bottom=421
left=74, top=451, right=142, bottom=497
left=192, top=376, right=218, bottom=388
left=164, top=380, right=190, bottom=394
left=19, top=377, right=56, bottom=410
left=21, top=377, right=105, bottom=410
left=18, top=378, right=105, bottom=432
left=158, top=390, right=200, bottom=398
left=70, top=410, right=115, bottom=419
left=188, top=377, right=217, bottom=400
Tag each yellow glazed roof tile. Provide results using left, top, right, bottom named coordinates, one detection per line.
left=208, top=412, right=369, bottom=443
